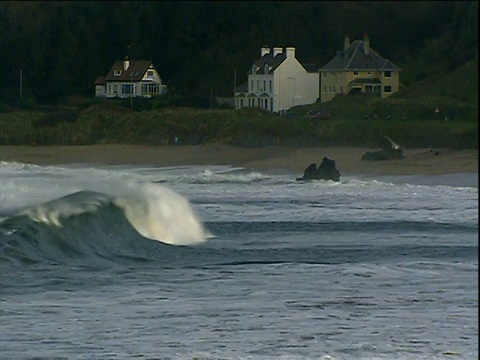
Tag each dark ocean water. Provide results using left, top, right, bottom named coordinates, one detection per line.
left=0, top=162, right=477, bottom=359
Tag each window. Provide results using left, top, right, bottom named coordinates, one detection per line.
left=263, top=80, right=266, bottom=92
left=257, top=80, right=259, bottom=91
left=122, top=84, right=133, bottom=95
left=141, top=83, right=159, bottom=95
left=147, top=70, right=154, bottom=78
left=329, top=86, right=332, bottom=93
left=114, top=69, right=121, bottom=76
left=108, top=84, right=111, bottom=94
left=113, top=84, right=118, bottom=94
left=384, top=71, right=391, bottom=77
left=384, top=86, right=392, bottom=93
left=264, top=99, right=268, bottom=108
left=353, top=71, right=359, bottom=76
left=240, top=99, right=244, bottom=107
left=269, top=80, right=272, bottom=93
left=251, top=80, right=253, bottom=91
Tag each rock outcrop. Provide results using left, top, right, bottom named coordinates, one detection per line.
left=361, top=136, right=404, bottom=161
left=296, top=157, right=341, bottom=182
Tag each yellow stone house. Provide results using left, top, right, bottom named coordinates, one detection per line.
left=320, top=34, right=400, bottom=102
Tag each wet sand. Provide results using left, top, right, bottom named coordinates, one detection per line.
left=0, top=144, right=477, bottom=176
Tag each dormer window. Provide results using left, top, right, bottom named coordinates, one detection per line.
left=147, top=70, right=154, bottom=78
left=114, top=69, right=122, bottom=76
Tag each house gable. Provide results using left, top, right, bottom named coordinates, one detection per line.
left=322, top=40, right=400, bottom=72
left=95, top=56, right=167, bottom=98
left=320, top=35, right=401, bottom=102
left=235, top=46, right=319, bottom=113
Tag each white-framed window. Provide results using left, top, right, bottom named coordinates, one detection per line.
left=108, top=84, right=111, bottom=94
left=384, top=86, right=392, bottom=93
left=142, top=83, right=159, bottom=95
left=263, top=80, right=266, bottom=92
left=122, top=83, right=133, bottom=95
left=257, top=80, right=260, bottom=91
left=113, top=84, right=118, bottom=94
left=269, top=80, right=272, bottom=93
left=251, top=80, right=253, bottom=91
left=147, top=70, right=154, bottom=78
left=114, top=69, right=121, bottom=76
left=384, top=71, right=391, bottom=77
left=353, top=71, right=359, bottom=76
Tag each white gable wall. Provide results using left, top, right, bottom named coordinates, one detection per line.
left=273, top=55, right=319, bottom=113
left=238, top=47, right=319, bottom=113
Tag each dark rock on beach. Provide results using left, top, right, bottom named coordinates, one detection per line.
left=296, top=157, right=341, bottom=182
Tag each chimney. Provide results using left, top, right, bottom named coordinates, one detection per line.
left=273, top=47, right=282, bottom=57
left=363, top=33, right=370, bottom=56
left=285, top=47, right=295, bottom=58
left=124, top=56, right=130, bottom=70
left=344, top=34, right=350, bottom=51
left=261, top=46, right=270, bottom=57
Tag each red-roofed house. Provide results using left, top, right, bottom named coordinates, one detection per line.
left=94, top=57, right=167, bottom=98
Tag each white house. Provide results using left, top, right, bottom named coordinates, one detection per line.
left=94, top=57, right=167, bottom=98
left=234, top=46, right=319, bottom=113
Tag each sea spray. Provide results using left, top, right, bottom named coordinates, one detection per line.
left=17, top=182, right=209, bottom=246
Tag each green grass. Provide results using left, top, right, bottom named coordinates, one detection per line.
left=0, top=57, right=477, bottom=149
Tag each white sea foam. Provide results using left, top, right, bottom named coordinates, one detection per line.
left=16, top=181, right=209, bottom=246
left=112, top=182, right=210, bottom=245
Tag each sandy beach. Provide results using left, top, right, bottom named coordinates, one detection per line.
left=0, top=144, right=478, bottom=176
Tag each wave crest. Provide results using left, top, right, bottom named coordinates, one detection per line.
left=16, top=182, right=209, bottom=246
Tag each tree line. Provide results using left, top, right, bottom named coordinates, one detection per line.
left=0, top=1, right=477, bottom=105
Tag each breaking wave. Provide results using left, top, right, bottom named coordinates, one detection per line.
left=0, top=182, right=210, bottom=265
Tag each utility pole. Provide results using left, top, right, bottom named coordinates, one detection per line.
left=130, top=73, right=133, bottom=109
left=210, top=86, right=213, bottom=110
left=233, top=69, right=236, bottom=109
left=19, top=69, right=23, bottom=99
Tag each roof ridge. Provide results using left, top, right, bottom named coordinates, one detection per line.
left=345, top=42, right=361, bottom=68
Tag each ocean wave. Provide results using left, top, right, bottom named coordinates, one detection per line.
left=0, top=182, right=210, bottom=265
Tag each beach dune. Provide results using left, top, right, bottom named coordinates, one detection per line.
left=0, top=144, right=477, bottom=176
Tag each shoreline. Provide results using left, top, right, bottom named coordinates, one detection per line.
left=0, top=144, right=478, bottom=177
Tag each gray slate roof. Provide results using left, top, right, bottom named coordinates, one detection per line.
left=105, top=60, right=155, bottom=82
left=248, top=51, right=318, bottom=75
left=321, top=40, right=400, bottom=71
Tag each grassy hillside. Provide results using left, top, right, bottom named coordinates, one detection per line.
left=0, top=58, right=477, bottom=149
left=289, top=55, right=478, bottom=124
